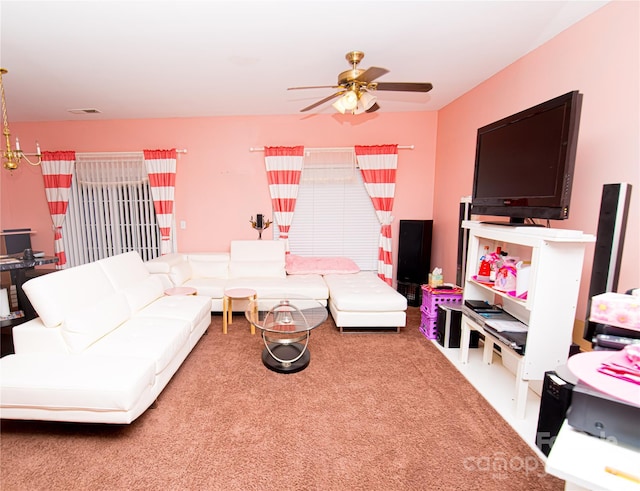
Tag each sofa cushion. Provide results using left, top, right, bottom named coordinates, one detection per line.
left=230, top=240, right=285, bottom=262
left=85, top=317, right=191, bottom=374
left=121, top=276, right=165, bottom=313
left=98, top=251, right=150, bottom=290
left=136, top=294, right=212, bottom=332
left=323, top=272, right=407, bottom=311
left=169, top=260, right=192, bottom=285
left=23, top=262, right=115, bottom=328
left=183, top=278, right=227, bottom=298
left=188, top=254, right=229, bottom=279
left=229, top=261, right=286, bottom=279
left=61, top=292, right=131, bottom=353
left=226, top=275, right=329, bottom=300
left=0, top=354, right=156, bottom=412
left=144, top=253, right=185, bottom=274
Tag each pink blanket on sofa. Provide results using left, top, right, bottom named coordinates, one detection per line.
left=285, top=255, right=360, bottom=275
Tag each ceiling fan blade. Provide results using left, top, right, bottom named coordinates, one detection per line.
left=356, top=66, right=390, bottom=84
left=300, top=91, right=344, bottom=112
left=366, top=102, right=380, bottom=113
left=288, top=85, right=340, bottom=91
left=375, top=82, right=433, bottom=92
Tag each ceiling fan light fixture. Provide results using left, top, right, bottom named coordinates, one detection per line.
left=332, top=89, right=362, bottom=114
left=342, top=90, right=358, bottom=111
left=351, top=91, right=378, bottom=115
left=359, top=91, right=377, bottom=111
left=332, top=98, right=347, bottom=114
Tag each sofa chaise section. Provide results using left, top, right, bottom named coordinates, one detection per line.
left=323, top=272, right=407, bottom=332
left=0, top=354, right=157, bottom=424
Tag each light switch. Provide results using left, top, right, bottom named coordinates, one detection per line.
left=180, top=220, right=187, bottom=230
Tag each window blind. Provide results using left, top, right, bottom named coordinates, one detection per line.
left=62, top=153, right=164, bottom=267
left=275, top=149, right=379, bottom=270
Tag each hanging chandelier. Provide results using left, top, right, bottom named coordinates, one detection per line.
left=1, top=68, right=42, bottom=171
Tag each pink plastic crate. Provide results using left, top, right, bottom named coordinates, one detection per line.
left=419, top=306, right=437, bottom=340
left=421, top=285, right=463, bottom=318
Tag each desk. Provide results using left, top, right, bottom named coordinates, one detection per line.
left=0, top=256, right=59, bottom=320
left=546, top=421, right=640, bottom=490
left=0, top=256, right=58, bottom=357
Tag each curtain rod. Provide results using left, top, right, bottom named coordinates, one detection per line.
left=249, top=145, right=413, bottom=152
left=76, top=149, right=188, bottom=156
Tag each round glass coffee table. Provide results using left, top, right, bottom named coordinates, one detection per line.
left=245, top=296, right=327, bottom=374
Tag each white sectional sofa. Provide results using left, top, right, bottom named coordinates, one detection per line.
left=145, top=240, right=407, bottom=332
left=145, top=240, right=330, bottom=311
left=0, top=242, right=407, bottom=424
left=0, top=251, right=211, bottom=424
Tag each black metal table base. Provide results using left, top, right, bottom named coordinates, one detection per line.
left=261, top=343, right=310, bottom=374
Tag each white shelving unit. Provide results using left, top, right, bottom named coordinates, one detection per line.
left=459, top=221, right=595, bottom=418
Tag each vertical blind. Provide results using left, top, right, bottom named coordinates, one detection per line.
left=62, top=153, right=163, bottom=267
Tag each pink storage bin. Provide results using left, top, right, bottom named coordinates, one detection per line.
left=421, top=285, right=463, bottom=318
left=419, top=306, right=437, bottom=340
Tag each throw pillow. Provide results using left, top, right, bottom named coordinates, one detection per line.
left=285, top=255, right=360, bottom=275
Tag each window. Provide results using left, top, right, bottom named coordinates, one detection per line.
left=62, top=153, right=164, bottom=267
left=275, top=149, right=379, bottom=270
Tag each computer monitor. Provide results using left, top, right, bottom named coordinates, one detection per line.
left=3, top=229, right=32, bottom=255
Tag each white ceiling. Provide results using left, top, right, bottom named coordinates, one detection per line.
left=1, top=0, right=609, bottom=122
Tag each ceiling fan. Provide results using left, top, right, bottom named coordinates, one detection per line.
left=287, top=51, right=433, bottom=114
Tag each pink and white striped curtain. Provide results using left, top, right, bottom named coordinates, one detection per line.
left=264, top=146, right=304, bottom=252
left=144, top=149, right=177, bottom=255
left=355, top=144, right=399, bottom=285
left=41, top=151, right=75, bottom=269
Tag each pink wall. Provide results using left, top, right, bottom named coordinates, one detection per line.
left=1, top=2, right=637, bottom=328
left=434, top=2, right=639, bottom=328
left=0, top=112, right=437, bottom=275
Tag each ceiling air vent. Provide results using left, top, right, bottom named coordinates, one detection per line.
left=68, top=108, right=101, bottom=114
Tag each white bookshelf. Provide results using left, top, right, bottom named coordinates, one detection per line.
left=459, top=221, right=595, bottom=419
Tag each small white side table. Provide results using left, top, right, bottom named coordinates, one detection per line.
left=223, top=288, right=257, bottom=335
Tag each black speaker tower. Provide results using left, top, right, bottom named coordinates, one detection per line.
left=583, top=183, right=632, bottom=342
left=397, top=220, right=433, bottom=283
left=397, top=220, right=432, bottom=306
left=456, top=197, right=472, bottom=286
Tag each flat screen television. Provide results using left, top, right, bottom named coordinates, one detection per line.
left=471, top=90, right=583, bottom=224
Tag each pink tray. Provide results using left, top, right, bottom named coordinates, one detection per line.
left=567, top=351, right=640, bottom=406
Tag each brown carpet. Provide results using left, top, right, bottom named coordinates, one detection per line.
left=0, top=307, right=563, bottom=491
